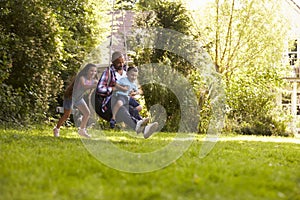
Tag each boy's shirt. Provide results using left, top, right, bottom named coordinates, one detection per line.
left=116, top=77, right=138, bottom=97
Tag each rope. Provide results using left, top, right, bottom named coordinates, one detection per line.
left=107, top=0, right=116, bottom=86
left=108, top=0, right=129, bottom=66
left=109, top=0, right=116, bottom=65
left=121, top=1, right=128, bottom=67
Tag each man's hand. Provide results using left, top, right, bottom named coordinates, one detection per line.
left=129, top=90, right=138, bottom=97
left=115, top=83, right=129, bottom=91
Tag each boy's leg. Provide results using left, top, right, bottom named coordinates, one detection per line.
left=115, top=102, right=158, bottom=139
left=115, top=95, right=138, bottom=129
left=129, top=97, right=142, bottom=120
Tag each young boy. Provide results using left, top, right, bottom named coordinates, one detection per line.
left=110, top=67, right=148, bottom=133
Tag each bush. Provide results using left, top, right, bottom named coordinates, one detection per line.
left=0, top=0, right=109, bottom=125
left=0, top=84, right=31, bottom=126
left=229, top=115, right=290, bottom=137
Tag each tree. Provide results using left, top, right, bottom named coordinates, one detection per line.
left=189, top=0, right=291, bottom=135
left=132, top=0, right=202, bottom=132
left=0, top=0, right=110, bottom=125
left=0, top=0, right=64, bottom=124
left=115, top=0, right=137, bottom=10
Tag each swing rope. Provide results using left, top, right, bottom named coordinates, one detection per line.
left=108, top=0, right=116, bottom=65
left=107, top=0, right=118, bottom=85
left=107, top=0, right=129, bottom=84
left=108, top=0, right=129, bottom=66
left=121, top=1, right=128, bottom=67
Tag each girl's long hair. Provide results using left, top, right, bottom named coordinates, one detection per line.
left=64, top=63, right=97, bottom=98
left=76, top=63, right=97, bottom=80
left=64, top=75, right=76, bottom=98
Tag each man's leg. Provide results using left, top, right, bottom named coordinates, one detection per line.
left=110, top=95, right=124, bottom=128
left=112, top=100, right=123, bottom=120
left=115, top=106, right=137, bottom=130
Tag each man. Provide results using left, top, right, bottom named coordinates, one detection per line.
left=95, top=51, right=158, bottom=139
left=110, top=52, right=144, bottom=123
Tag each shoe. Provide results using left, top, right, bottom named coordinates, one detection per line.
left=143, top=122, right=159, bottom=139
left=136, top=118, right=150, bottom=134
left=78, top=128, right=91, bottom=138
left=110, top=119, right=116, bottom=128
left=53, top=127, right=60, bottom=137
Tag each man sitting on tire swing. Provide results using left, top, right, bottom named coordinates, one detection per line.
left=95, top=51, right=159, bottom=139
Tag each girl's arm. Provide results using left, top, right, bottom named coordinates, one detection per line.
left=79, top=76, right=97, bottom=90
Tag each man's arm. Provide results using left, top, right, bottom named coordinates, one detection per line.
left=96, top=68, right=114, bottom=96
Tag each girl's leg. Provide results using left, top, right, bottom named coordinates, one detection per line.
left=76, top=102, right=90, bottom=130
left=56, top=109, right=72, bottom=129
left=55, top=98, right=73, bottom=129
left=76, top=101, right=91, bottom=138
left=53, top=109, right=71, bottom=137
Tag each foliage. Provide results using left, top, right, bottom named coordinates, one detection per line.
left=0, top=0, right=110, bottom=125
left=45, top=0, right=109, bottom=76
left=0, top=0, right=64, bottom=124
left=188, top=70, right=212, bottom=134
left=189, top=0, right=291, bottom=135
left=225, top=64, right=291, bottom=136
left=132, top=0, right=202, bottom=132
left=0, top=84, right=31, bottom=126
left=136, top=0, right=191, bottom=34
left=115, top=0, right=137, bottom=10
left=0, top=25, right=12, bottom=84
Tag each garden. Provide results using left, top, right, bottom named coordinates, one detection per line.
left=1, top=0, right=300, bottom=199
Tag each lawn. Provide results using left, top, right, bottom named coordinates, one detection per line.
left=0, top=126, right=300, bottom=200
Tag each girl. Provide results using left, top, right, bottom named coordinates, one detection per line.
left=53, top=63, right=98, bottom=138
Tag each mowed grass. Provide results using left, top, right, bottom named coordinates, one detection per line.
left=0, top=126, right=300, bottom=200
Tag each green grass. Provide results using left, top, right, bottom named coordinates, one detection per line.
left=0, top=126, right=300, bottom=200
